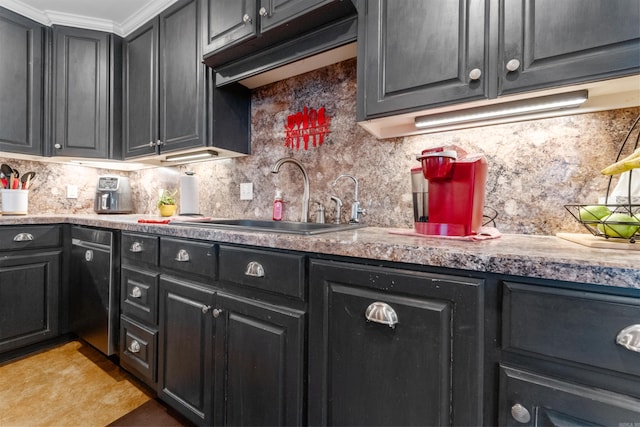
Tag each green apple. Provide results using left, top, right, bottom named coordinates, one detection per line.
left=579, top=205, right=611, bottom=221
left=599, top=213, right=640, bottom=238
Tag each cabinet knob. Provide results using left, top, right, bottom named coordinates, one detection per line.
left=365, top=302, right=398, bottom=328
left=148, top=141, right=156, bottom=147
left=128, top=340, right=141, bottom=354
left=54, top=143, right=62, bottom=149
left=212, top=308, right=223, bottom=318
left=175, top=249, right=190, bottom=262
left=130, top=286, right=142, bottom=298
left=13, top=232, right=34, bottom=242
left=129, top=241, right=143, bottom=253
left=259, top=7, right=268, bottom=16
left=242, top=13, right=252, bottom=24
left=468, top=68, right=482, bottom=81
left=245, top=261, right=265, bottom=278
left=510, top=403, right=531, bottom=424
left=616, top=324, right=640, bottom=352
left=201, top=305, right=212, bottom=314
left=84, top=249, right=94, bottom=262
left=156, top=139, right=164, bottom=146
left=506, top=58, right=521, bottom=72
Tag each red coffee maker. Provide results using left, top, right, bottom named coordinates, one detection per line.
left=415, top=145, right=487, bottom=236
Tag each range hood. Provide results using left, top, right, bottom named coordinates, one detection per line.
left=358, top=74, right=640, bottom=139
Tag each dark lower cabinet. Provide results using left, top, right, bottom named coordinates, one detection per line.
left=500, top=281, right=640, bottom=426
left=158, top=275, right=215, bottom=426
left=0, top=252, right=61, bottom=353
left=0, top=7, right=44, bottom=155
left=213, top=292, right=305, bottom=426
left=308, top=259, right=484, bottom=426
left=500, top=365, right=640, bottom=426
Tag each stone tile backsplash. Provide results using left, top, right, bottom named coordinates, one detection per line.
left=2, top=58, right=638, bottom=235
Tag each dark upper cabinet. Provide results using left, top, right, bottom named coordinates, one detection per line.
left=124, top=0, right=205, bottom=158
left=52, top=26, right=122, bottom=159
left=122, top=19, right=157, bottom=158
left=0, top=7, right=44, bottom=155
left=124, top=0, right=250, bottom=159
left=203, top=0, right=356, bottom=68
left=357, top=0, right=640, bottom=120
left=308, top=259, right=484, bottom=426
left=500, top=0, right=640, bottom=95
left=357, top=0, right=487, bottom=119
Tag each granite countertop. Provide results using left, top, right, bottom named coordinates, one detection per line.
left=1, top=214, right=639, bottom=290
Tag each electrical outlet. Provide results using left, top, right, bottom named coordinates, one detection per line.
left=66, top=184, right=78, bottom=199
left=240, top=182, right=253, bottom=200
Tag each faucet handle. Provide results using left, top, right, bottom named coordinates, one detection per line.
left=314, top=202, right=325, bottom=224
left=330, top=196, right=343, bottom=224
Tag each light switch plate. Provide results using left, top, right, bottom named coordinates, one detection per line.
left=240, top=182, right=253, bottom=200
left=66, top=184, right=78, bottom=199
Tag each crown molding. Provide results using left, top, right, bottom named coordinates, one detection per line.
left=120, top=0, right=179, bottom=36
left=0, top=0, right=179, bottom=36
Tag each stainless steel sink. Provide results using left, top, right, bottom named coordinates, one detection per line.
left=171, top=219, right=366, bottom=235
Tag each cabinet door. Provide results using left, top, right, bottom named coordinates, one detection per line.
left=214, top=292, right=305, bottom=426
left=309, top=259, right=484, bottom=426
left=0, top=252, right=61, bottom=353
left=123, top=19, right=158, bottom=158
left=499, top=365, right=640, bottom=426
left=259, top=0, right=337, bottom=32
left=357, top=0, right=487, bottom=120
left=159, top=0, right=206, bottom=153
left=53, top=26, right=110, bottom=158
left=158, top=276, right=215, bottom=426
left=0, top=8, right=43, bottom=155
left=204, top=0, right=257, bottom=55
left=500, top=0, right=640, bottom=95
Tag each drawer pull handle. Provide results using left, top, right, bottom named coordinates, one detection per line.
left=365, top=302, right=398, bottom=328
left=616, top=324, right=640, bottom=352
left=510, top=403, right=531, bottom=424
left=245, top=261, right=265, bottom=278
left=13, top=232, right=34, bottom=242
left=130, top=286, right=142, bottom=298
left=129, top=242, right=143, bottom=253
left=175, top=249, right=190, bottom=262
left=128, top=340, right=141, bottom=354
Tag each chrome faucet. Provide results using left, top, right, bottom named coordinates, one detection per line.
left=271, top=157, right=310, bottom=222
left=332, top=174, right=365, bottom=223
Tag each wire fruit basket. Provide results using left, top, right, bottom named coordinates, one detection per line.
left=564, top=115, right=640, bottom=244
left=565, top=204, right=640, bottom=243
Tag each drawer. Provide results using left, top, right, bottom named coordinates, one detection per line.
left=120, top=315, right=157, bottom=385
left=121, top=267, right=159, bottom=325
left=160, top=237, right=216, bottom=280
left=499, top=365, right=640, bottom=426
left=219, top=245, right=305, bottom=300
left=122, top=232, right=158, bottom=265
left=502, top=282, right=640, bottom=377
left=0, top=225, right=61, bottom=251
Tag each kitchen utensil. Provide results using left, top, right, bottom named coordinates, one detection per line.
left=1, top=164, right=12, bottom=188
left=309, top=108, right=318, bottom=147
left=318, top=107, right=326, bottom=145
left=21, top=172, right=35, bottom=189
left=286, top=115, right=296, bottom=148
left=303, top=107, right=309, bottom=149
left=11, top=168, right=19, bottom=189
left=295, top=111, right=303, bottom=150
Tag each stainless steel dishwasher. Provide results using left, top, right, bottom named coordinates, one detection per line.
left=70, top=226, right=120, bottom=356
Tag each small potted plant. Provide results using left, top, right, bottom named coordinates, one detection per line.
left=157, top=189, right=177, bottom=217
